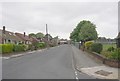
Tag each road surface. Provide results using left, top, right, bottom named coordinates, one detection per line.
left=2, top=45, right=94, bottom=79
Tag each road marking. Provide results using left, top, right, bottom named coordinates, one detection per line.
left=76, top=77, right=79, bottom=79
left=75, top=71, right=77, bottom=74
left=71, top=46, right=79, bottom=80
left=74, top=71, right=79, bottom=79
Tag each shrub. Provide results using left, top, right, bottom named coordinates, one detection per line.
left=2, top=44, right=13, bottom=53
left=13, top=44, right=24, bottom=52
left=85, top=41, right=94, bottom=50
left=91, top=43, right=103, bottom=54
left=101, top=51, right=113, bottom=59
left=22, top=44, right=29, bottom=51
left=107, top=47, right=115, bottom=52
left=36, top=42, right=46, bottom=49
left=28, top=44, right=33, bottom=50
left=110, top=48, right=120, bottom=60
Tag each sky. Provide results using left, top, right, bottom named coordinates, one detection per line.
left=0, top=1, right=119, bottom=39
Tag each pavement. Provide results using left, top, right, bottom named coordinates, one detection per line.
left=1, top=49, right=46, bottom=60
left=2, top=45, right=94, bottom=79
left=71, top=45, right=119, bottom=79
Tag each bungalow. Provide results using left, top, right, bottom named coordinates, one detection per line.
left=15, top=32, right=32, bottom=44
left=0, top=26, right=23, bottom=44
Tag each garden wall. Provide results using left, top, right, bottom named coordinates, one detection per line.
left=86, top=50, right=120, bottom=68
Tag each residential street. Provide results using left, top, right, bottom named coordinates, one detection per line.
left=2, top=45, right=94, bottom=79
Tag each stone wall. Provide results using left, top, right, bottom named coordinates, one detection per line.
left=86, top=50, right=120, bottom=68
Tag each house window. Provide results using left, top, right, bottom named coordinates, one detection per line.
left=8, top=40, right=11, bottom=43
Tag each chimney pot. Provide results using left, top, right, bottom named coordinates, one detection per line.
left=3, top=26, right=5, bottom=34
left=24, top=32, right=25, bottom=37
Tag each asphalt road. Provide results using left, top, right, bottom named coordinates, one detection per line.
left=2, top=44, right=94, bottom=79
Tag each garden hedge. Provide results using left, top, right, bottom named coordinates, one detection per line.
left=1, top=44, right=13, bottom=54
left=91, top=43, right=103, bottom=54
left=0, top=44, right=29, bottom=54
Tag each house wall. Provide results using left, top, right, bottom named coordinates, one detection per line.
left=3, top=39, right=22, bottom=45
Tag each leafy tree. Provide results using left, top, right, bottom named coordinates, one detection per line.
left=36, top=32, right=44, bottom=39
left=29, top=33, right=36, bottom=38
left=70, top=20, right=98, bottom=42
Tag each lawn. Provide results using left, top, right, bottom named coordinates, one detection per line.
left=101, top=43, right=118, bottom=59
left=102, top=43, right=117, bottom=51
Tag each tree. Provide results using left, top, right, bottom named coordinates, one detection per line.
left=45, top=34, right=52, bottom=40
left=70, top=20, right=98, bottom=42
left=29, top=33, right=36, bottom=38
left=36, top=32, right=44, bottom=39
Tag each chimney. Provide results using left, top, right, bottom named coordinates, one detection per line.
left=3, top=26, right=5, bottom=34
left=24, top=32, right=26, bottom=37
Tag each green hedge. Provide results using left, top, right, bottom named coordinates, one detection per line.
left=91, top=43, right=103, bottom=54
left=1, top=44, right=13, bottom=54
left=0, top=44, right=29, bottom=54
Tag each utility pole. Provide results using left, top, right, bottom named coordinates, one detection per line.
left=46, top=24, right=49, bottom=41
left=46, top=24, right=49, bottom=49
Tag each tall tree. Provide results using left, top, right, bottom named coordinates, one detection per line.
left=29, top=33, right=36, bottom=38
left=36, top=32, right=44, bottom=39
left=70, top=20, right=98, bottom=42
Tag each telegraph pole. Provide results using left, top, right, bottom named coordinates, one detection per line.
left=46, top=24, right=49, bottom=49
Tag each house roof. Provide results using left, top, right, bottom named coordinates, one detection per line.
left=30, top=37, right=39, bottom=43
left=0, top=29, right=23, bottom=42
left=15, top=33, right=31, bottom=41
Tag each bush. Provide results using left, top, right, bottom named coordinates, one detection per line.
left=13, top=44, right=25, bottom=52
left=2, top=44, right=13, bottom=54
left=101, top=51, right=113, bottom=59
left=85, top=41, right=94, bottom=50
left=107, top=47, right=115, bottom=52
left=110, top=48, right=120, bottom=60
left=91, top=43, right=103, bottom=54
left=36, top=42, right=46, bottom=49
left=28, top=44, right=33, bottom=50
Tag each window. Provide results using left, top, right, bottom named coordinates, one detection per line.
left=8, top=40, right=11, bottom=43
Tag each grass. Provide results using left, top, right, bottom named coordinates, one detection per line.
left=101, top=43, right=117, bottom=59
left=102, top=43, right=116, bottom=51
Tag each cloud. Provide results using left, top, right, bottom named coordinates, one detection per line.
left=1, top=2, right=118, bottom=39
